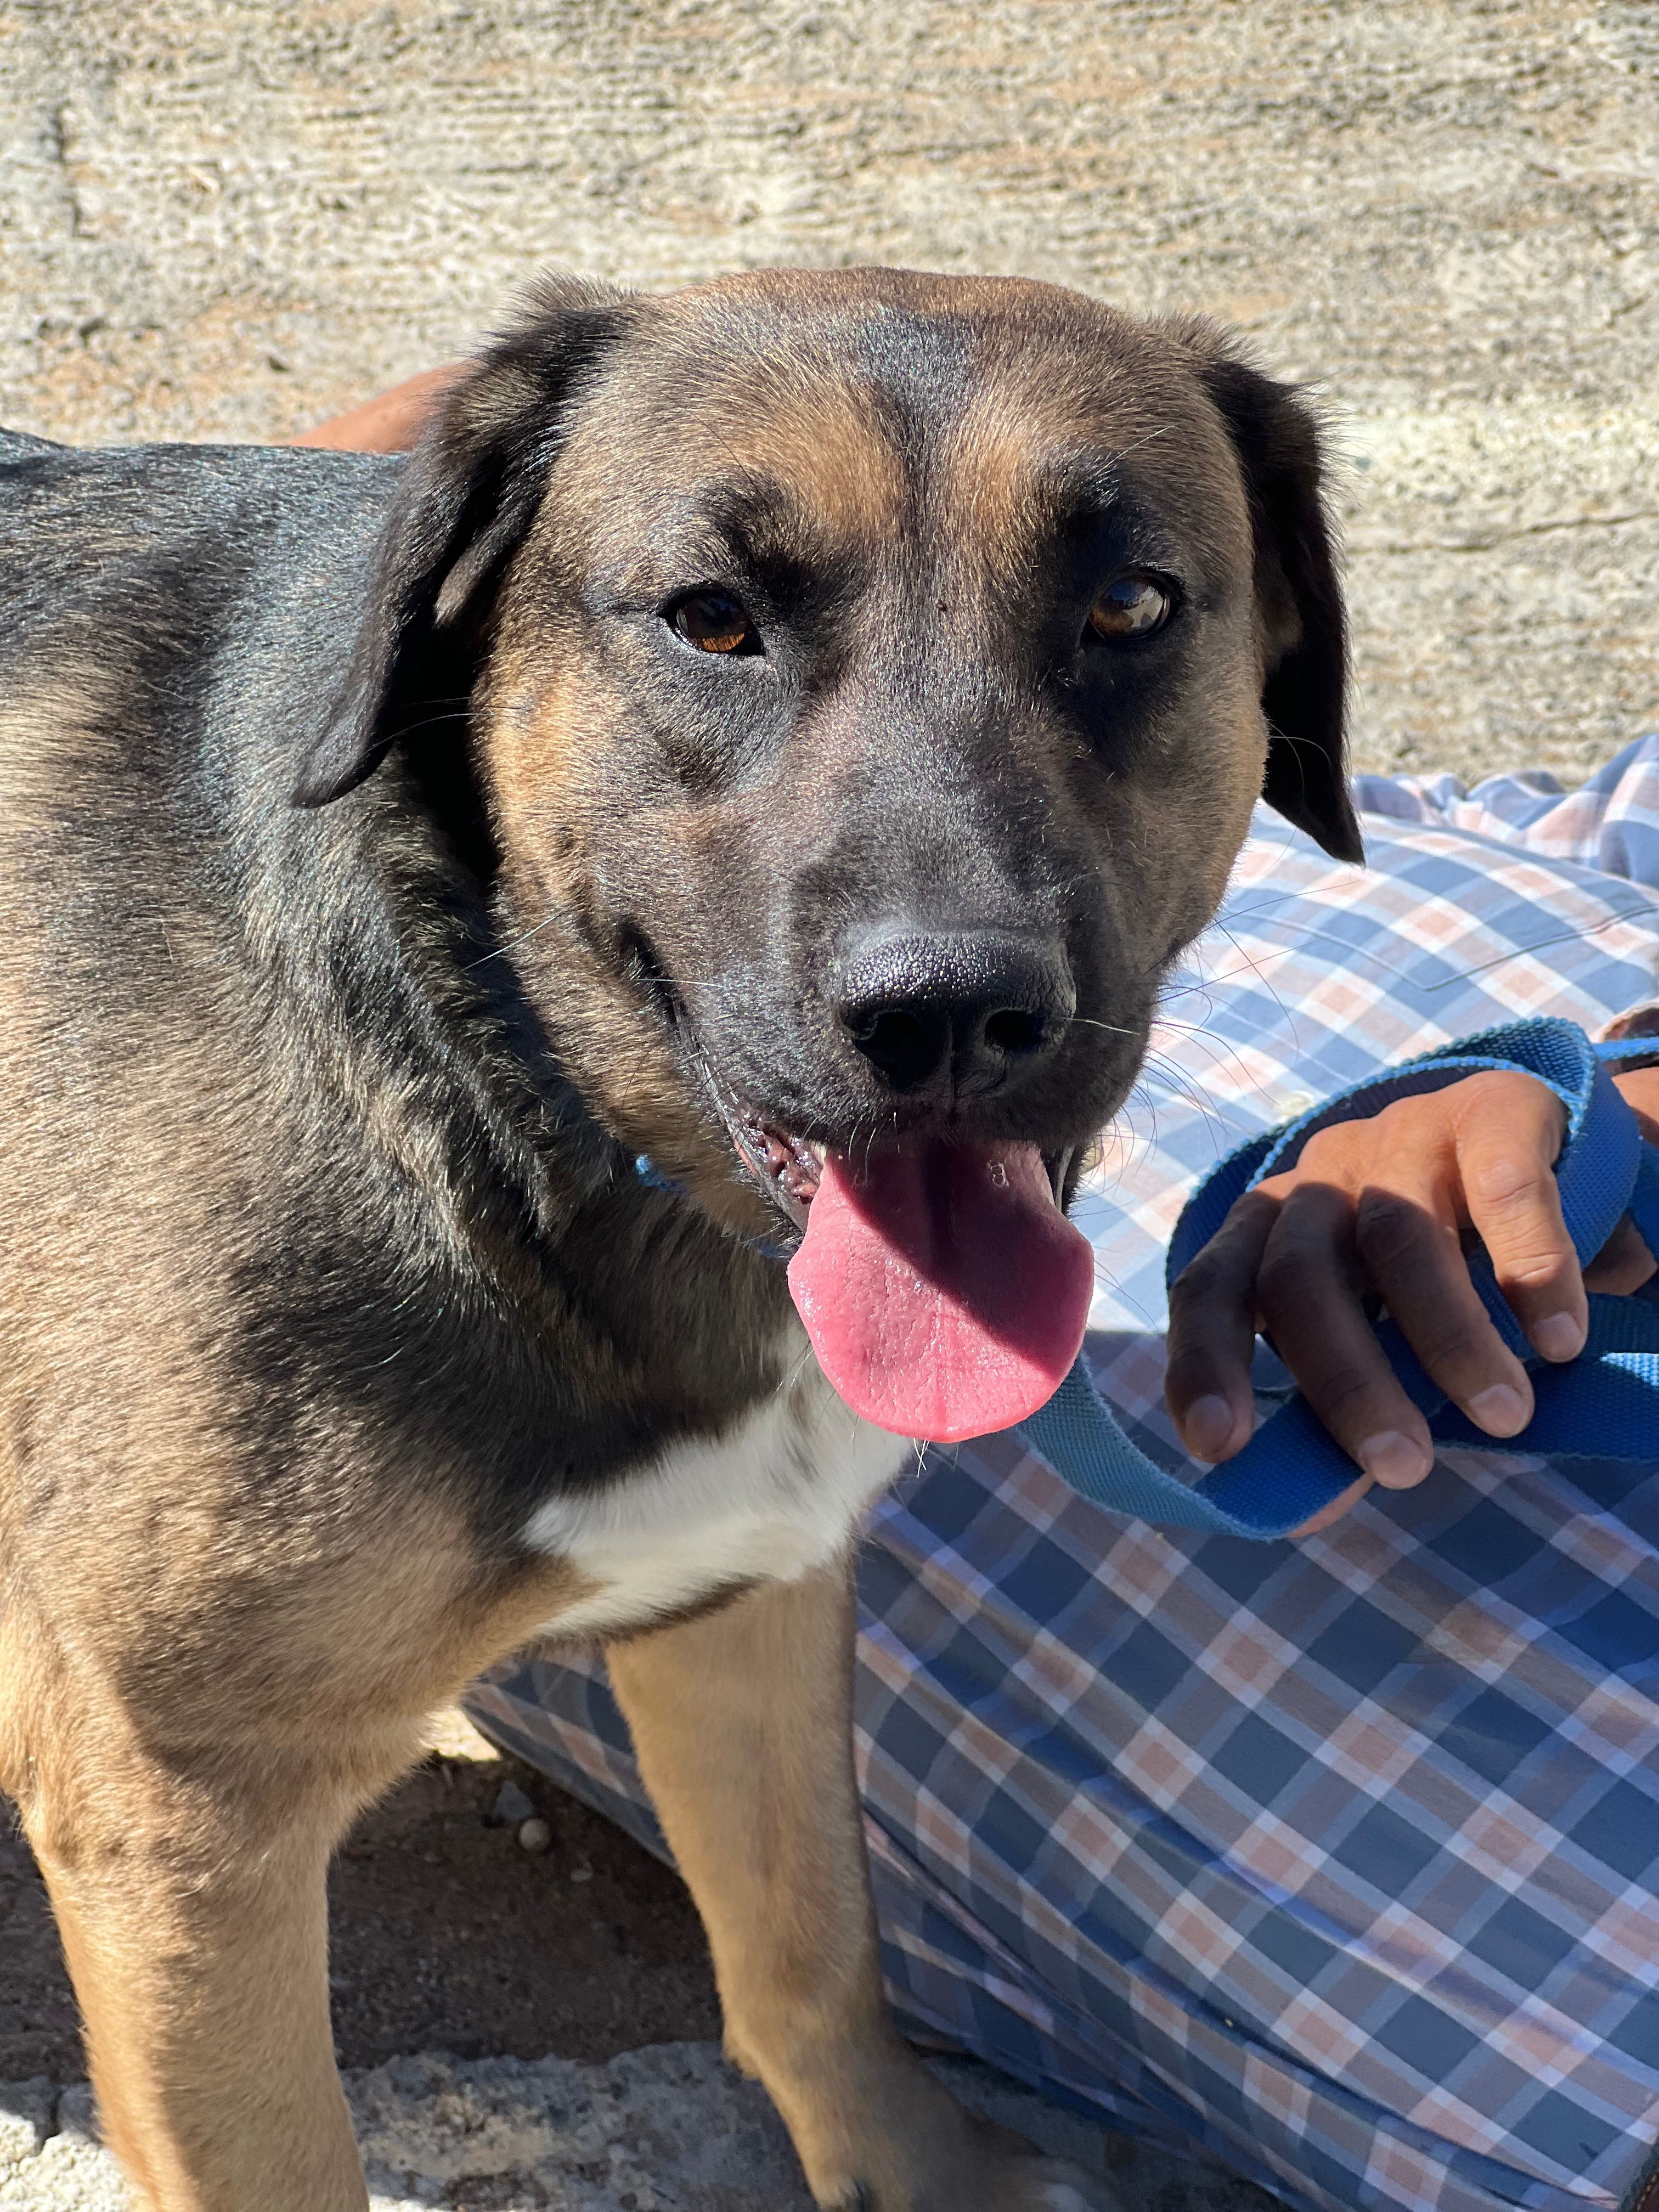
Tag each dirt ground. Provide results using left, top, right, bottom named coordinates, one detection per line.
left=1, top=1717, right=719, bottom=2086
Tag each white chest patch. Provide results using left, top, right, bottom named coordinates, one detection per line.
left=522, top=1331, right=911, bottom=1641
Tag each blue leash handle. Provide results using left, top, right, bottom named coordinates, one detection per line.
left=1017, top=1018, right=1659, bottom=1539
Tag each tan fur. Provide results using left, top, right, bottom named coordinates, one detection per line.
left=1, top=269, right=1351, bottom=2209
left=608, top=1562, right=1084, bottom=2208
left=717, top=381, right=910, bottom=543
left=1, top=1480, right=603, bottom=2209
left=482, top=662, right=783, bottom=1238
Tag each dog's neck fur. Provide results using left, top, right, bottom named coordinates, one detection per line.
left=268, top=733, right=799, bottom=1498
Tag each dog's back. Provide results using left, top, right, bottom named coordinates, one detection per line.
left=0, top=431, right=376, bottom=1476
left=0, top=436, right=511, bottom=1773
left=0, top=428, right=400, bottom=1165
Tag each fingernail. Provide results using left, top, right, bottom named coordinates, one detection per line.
left=1532, top=1311, right=1584, bottom=1362
left=1184, top=1395, right=1238, bottom=1460
left=1468, top=1382, right=1530, bottom=1436
left=1357, top=1431, right=1432, bottom=1488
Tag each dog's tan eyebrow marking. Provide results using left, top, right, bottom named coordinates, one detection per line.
left=946, top=359, right=1167, bottom=488
left=705, top=385, right=910, bottom=540
left=1015, top=426, right=1184, bottom=528
left=661, top=472, right=869, bottom=584
left=940, top=454, right=1187, bottom=611
left=609, top=438, right=907, bottom=608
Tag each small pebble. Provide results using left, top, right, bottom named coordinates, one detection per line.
left=516, top=1815, right=552, bottom=1855
left=571, top=1864, right=593, bottom=1883
left=490, top=1779, right=535, bottom=1826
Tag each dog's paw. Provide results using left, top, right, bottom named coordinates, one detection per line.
left=820, top=2149, right=1113, bottom=2211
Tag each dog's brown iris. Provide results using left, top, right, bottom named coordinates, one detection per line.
left=673, top=591, right=756, bottom=654
left=1087, top=573, right=1172, bottom=641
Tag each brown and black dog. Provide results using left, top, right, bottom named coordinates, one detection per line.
left=0, top=268, right=1359, bottom=2211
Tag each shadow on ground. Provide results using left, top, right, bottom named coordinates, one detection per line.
left=2, top=1734, right=719, bottom=2085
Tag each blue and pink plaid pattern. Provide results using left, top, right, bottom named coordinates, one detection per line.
left=469, top=738, right=1659, bottom=2212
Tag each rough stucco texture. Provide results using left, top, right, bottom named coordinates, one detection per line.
left=1, top=0, right=1656, bottom=781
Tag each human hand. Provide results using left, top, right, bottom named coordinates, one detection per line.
left=1165, top=1065, right=1659, bottom=1532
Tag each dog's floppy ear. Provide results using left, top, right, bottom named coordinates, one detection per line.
left=294, top=278, right=635, bottom=808
left=1165, top=319, right=1362, bottom=864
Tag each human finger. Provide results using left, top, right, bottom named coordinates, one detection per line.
left=1584, top=1214, right=1659, bottom=1294
left=1252, top=1181, right=1436, bottom=1489
left=1165, top=1191, right=1278, bottom=1462
left=1348, top=1175, right=1535, bottom=1437
left=1289, top=1470, right=1375, bottom=1537
left=1448, top=1074, right=1585, bottom=1362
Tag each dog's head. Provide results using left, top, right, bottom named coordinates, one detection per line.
left=298, top=268, right=1356, bottom=1439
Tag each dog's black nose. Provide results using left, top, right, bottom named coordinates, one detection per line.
left=832, top=927, right=1074, bottom=1094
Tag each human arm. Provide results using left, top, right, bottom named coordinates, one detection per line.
left=287, top=365, right=461, bottom=453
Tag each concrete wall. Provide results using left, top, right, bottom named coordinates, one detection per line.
left=2, top=0, right=1656, bottom=776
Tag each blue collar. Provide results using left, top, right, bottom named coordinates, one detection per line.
left=632, top=1152, right=793, bottom=1262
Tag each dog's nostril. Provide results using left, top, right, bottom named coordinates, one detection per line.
left=850, top=1005, right=952, bottom=1091
left=983, top=1006, right=1047, bottom=1057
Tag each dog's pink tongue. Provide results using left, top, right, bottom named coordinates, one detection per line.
left=787, top=1140, right=1093, bottom=1442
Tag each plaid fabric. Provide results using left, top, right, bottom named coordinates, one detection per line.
left=467, top=736, right=1659, bottom=2212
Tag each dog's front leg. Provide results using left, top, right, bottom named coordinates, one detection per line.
left=606, top=1561, right=1103, bottom=2211
left=19, top=1716, right=370, bottom=2212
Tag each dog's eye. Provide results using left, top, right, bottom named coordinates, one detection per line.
left=669, top=591, right=758, bottom=655
left=1086, top=573, right=1174, bottom=642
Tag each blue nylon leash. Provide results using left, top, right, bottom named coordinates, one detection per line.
left=635, top=1019, right=1659, bottom=1537
left=1016, top=1018, right=1659, bottom=1539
